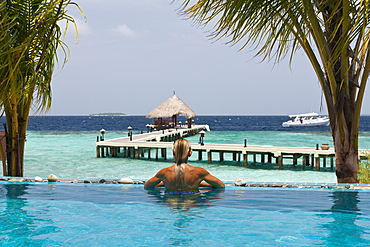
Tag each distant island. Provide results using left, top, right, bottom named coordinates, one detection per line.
left=89, top=113, right=127, bottom=116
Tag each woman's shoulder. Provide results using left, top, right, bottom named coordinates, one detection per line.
left=157, top=165, right=175, bottom=174
left=186, top=164, right=209, bottom=173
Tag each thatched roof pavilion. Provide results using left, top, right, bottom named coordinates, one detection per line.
left=146, top=92, right=196, bottom=129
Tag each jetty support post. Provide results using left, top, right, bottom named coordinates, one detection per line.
left=274, top=152, right=282, bottom=169
left=207, top=150, right=212, bottom=163
left=156, top=148, right=159, bottom=160
left=293, top=155, right=298, bottom=166
left=311, top=154, right=314, bottom=167
left=101, top=147, right=105, bottom=158
left=330, top=156, right=334, bottom=170
left=302, top=154, right=306, bottom=170
left=243, top=151, right=248, bottom=167
left=305, top=155, right=310, bottom=167
left=278, top=156, right=283, bottom=169
left=198, top=150, right=202, bottom=161
left=219, top=151, right=224, bottom=162
left=161, top=148, right=167, bottom=160
left=96, top=146, right=100, bottom=158
left=315, top=154, right=320, bottom=171
left=135, top=146, right=140, bottom=159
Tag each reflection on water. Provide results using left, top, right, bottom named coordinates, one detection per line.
left=321, top=191, right=370, bottom=246
left=0, top=183, right=59, bottom=245
left=145, top=188, right=225, bottom=211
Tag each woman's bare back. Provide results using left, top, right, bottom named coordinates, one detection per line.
left=145, top=163, right=224, bottom=190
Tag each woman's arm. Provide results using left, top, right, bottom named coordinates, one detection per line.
left=144, top=176, right=162, bottom=188
left=202, top=173, right=225, bottom=188
left=144, top=169, right=166, bottom=189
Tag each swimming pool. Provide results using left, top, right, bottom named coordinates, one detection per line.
left=1, top=182, right=370, bottom=246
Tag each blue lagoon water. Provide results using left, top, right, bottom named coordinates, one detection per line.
left=1, top=115, right=369, bottom=183
left=1, top=116, right=370, bottom=246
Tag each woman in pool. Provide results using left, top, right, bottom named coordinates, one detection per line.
left=144, top=139, right=225, bottom=194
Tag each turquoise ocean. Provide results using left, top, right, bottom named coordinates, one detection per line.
left=2, top=115, right=370, bottom=183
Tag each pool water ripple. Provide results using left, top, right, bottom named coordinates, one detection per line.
left=1, top=182, right=370, bottom=246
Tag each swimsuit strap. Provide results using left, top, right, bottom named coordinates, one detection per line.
left=165, top=190, right=200, bottom=195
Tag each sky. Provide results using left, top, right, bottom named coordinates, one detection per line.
left=46, top=0, right=370, bottom=116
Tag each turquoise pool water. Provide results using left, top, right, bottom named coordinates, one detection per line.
left=1, top=182, right=370, bottom=246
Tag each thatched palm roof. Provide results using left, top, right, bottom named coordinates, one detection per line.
left=146, top=93, right=196, bottom=119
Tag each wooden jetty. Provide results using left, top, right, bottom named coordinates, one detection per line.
left=95, top=126, right=368, bottom=171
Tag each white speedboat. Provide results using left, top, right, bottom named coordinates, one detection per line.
left=282, top=112, right=329, bottom=127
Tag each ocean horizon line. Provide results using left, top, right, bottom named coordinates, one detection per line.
left=26, top=113, right=338, bottom=117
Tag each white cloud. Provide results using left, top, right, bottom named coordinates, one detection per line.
left=111, top=24, right=136, bottom=38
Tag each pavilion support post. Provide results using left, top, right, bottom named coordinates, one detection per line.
left=148, top=149, right=151, bottom=159
left=135, top=148, right=140, bottom=159
left=315, top=156, right=320, bottom=171
left=128, top=147, right=131, bottom=157
left=238, top=153, right=241, bottom=162
left=187, top=118, right=191, bottom=128
left=105, top=147, right=109, bottom=157
left=123, top=147, right=126, bottom=157
left=208, top=151, right=212, bottom=163
left=141, top=148, right=144, bottom=158
left=198, top=150, right=202, bottom=161
left=219, top=151, right=224, bottom=162
left=156, top=148, right=158, bottom=160
left=96, top=146, right=100, bottom=158
left=261, top=154, right=265, bottom=163
left=268, top=154, right=272, bottom=163
left=323, top=157, right=326, bottom=167
left=253, top=154, right=256, bottom=163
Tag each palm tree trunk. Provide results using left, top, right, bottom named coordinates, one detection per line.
left=333, top=122, right=359, bottom=183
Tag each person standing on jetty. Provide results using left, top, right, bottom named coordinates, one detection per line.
left=144, top=139, right=225, bottom=194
